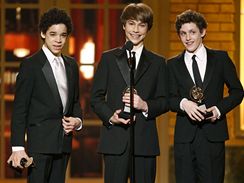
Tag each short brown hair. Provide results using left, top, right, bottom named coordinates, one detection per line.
left=120, top=3, right=153, bottom=31
left=175, top=9, right=207, bottom=35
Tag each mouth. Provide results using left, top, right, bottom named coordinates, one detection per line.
left=185, top=41, right=194, bottom=46
left=129, top=33, right=141, bottom=39
left=53, top=45, right=62, bottom=50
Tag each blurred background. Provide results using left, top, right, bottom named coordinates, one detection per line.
left=0, top=0, right=243, bottom=182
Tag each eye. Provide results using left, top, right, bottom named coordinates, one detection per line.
left=189, top=30, right=196, bottom=35
left=139, top=23, right=147, bottom=28
left=179, top=32, right=186, bottom=37
left=127, top=21, right=135, bottom=26
left=49, top=32, right=56, bottom=37
left=61, top=33, right=67, bottom=38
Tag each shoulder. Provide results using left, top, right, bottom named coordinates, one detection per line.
left=144, top=48, right=164, bottom=59
left=98, top=47, right=124, bottom=65
left=206, top=47, right=225, bottom=53
left=62, top=55, right=79, bottom=72
left=167, top=52, right=184, bottom=66
left=143, top=48, right=166, bottom=65
left=63, top=55, right=76, bottom=64
left=102, top=47, right=123, bottom=57
left=206, top=47, right=228, bottom=57
left=20, top=50, right=44, bottom=69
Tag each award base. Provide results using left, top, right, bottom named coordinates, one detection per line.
left=118, top=104, right=131, bottom=120
left=118, top=111, right=131, bottom=120
left=198, top=104, right=213, bottom=119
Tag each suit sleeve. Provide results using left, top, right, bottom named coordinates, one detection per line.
left=146, top=58, right=169, bottom=119
left=216, top=52, right=244, bottom=115
left=90, top=53, right=114, bottom=126
left=167, top=59, right=185, bottom=114
left=11, top=60, right=34, bottom=146
left=71, top=60, right=83, bottom=119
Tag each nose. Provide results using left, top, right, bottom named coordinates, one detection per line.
left=133, top=25, right=139, bottom=32
left=55, top=35, right=62, bottom=42
left=186, top=33, right=190, bottom=40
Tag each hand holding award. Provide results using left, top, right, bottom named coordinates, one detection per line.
left=8, top=156, right=35, bottom=174
left=119, top=87, right=137, bottom=119
left=189, top=85, right=213, bottom=119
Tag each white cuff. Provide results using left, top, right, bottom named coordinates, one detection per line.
left=214, top=106, right=221, bottom=119
left=142, top=111, right=148, bottom=118
left=12, top=146, right=25, bottom=152
left=180, top=98, right=188, bottom=111
left=75, top=118, right=83, bottom=130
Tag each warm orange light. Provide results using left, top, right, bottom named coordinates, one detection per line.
left=79, top=39, right=95, bottom=80
left=80, top=39, right=95, bottom=64
left=4, top=33, right=38, bottom=51
left=13, top=48, right=30, bottom=58
left=69, top=36, right=75, bottom=55
left=80, top=65, right=94, bottom=80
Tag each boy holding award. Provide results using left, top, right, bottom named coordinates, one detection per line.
left=167, top=10, right=244, bottom=183
left=91, top=3, right=168, bottom=183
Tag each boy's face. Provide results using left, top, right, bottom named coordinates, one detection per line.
left=178, top=22, right=206, bottom=53
left=41, top=24, right=68, bottom=56
left=123, top=19, right=148, bottom=48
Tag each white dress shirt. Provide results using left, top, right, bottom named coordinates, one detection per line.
left=184, top=44, right=207, bottom=83
left=126, top=44, right=148, bottom=117
left=180, top=44, right=221, bottom=117
left=12, top=45, right=82, bottom=152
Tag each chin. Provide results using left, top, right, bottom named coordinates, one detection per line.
left=51, top=50, right=61, bottom=56
left=186, top=47, right=197, bottom=53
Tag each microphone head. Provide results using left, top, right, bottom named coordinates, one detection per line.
left=125, top=41, right=133, bottom=51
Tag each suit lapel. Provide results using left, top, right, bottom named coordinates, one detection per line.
left=63, top=56, right=71, bottom=114
left=177, top=52, right=195, bottom=89
left=115, top=48, right=130, bottom=86
left=202, top=48, right=215, bottom=91
left=134, top=48, right=151, bottom=84
left=42, top=58, right=63, bottom=110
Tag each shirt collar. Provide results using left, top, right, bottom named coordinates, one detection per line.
left=42, top=45, right=62, bottom=63
left=185, top=44, right=206, bottom=61
left=132, top=44, right=143, bottom=58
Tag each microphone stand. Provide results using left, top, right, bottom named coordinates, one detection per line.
left=128, top=51, right=136, bottom=183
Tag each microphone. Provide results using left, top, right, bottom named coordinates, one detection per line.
left=124, top=41, right=135, bottom=69
left=125, top=40, right=133, bottom=51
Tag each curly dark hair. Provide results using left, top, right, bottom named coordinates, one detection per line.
left=39, top=8, right=73, bottom=36
left=175, top=9, right=207, bottom=34
left=120, top=3, right=153, bottom=31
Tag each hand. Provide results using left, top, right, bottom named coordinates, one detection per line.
left=181, top=99, right=205, bottom=121
left=62, top=116, right=82, bottom=134
left=109, top=109, right=131, bottom=125
left=122, top=93, right=148, bottom=112
left=7, top=150, right=29, bottom=169
left=206, top=106, right=219, bottom=122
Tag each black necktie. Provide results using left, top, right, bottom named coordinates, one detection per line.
left=192, top=55, right=203, bottom=88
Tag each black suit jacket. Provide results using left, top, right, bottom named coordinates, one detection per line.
left=168, top=47, right=244, bottom=143
left=11, top=49, right=82, bottom=154
left=91, top=46, right=168, bottom=156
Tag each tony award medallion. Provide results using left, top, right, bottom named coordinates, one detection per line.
left=119, top=87, right=137, bottom=119
left=189, top=85, right=213, bottom=118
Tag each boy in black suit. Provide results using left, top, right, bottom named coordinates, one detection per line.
left=7, top=8, right=83, bottom=183
left=168, top=10, right=243, bottom=183
left=91, top=3, right=168, bottom=183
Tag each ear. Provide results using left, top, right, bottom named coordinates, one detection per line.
left=201, top=29, right=206, bottom=38
left=40, top=32, right=46, bottom=39
left=123, top=25, right=125, bottom=30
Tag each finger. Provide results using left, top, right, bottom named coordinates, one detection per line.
left=120, top=119, right=130, bottom=124
left=7, top=157, right=12, bottom=164
left=192, top=111, right=204, bottom=121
